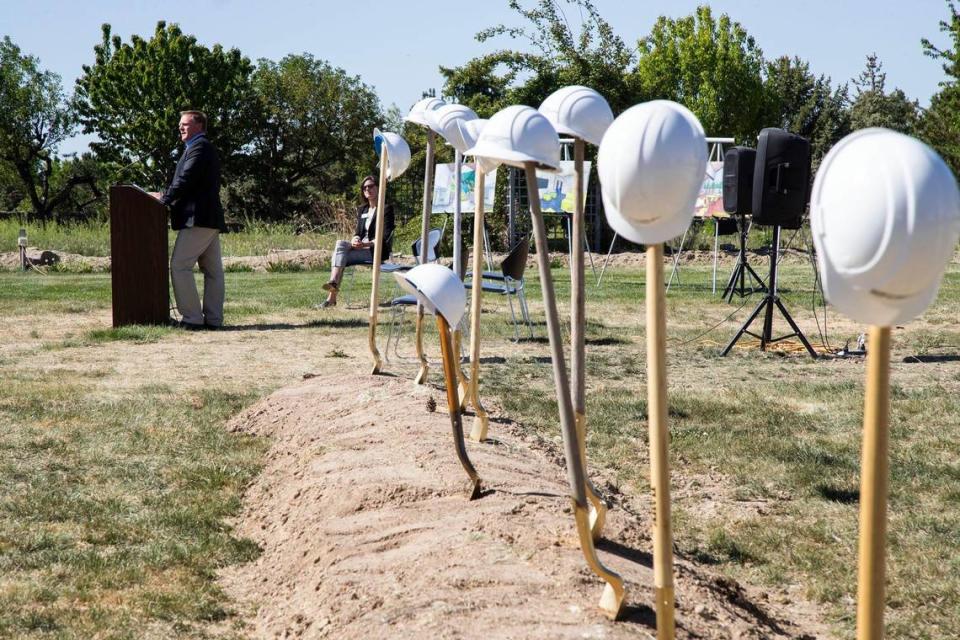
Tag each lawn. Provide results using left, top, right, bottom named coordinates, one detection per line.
left=0, top=257, right=958, bottom=638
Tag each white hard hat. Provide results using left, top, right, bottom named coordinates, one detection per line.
left=373, top=128, right=411, bottom=181
left=426, top=103, right=478, bottom=153
left=464, top=105, right=560, bottom=171
left=405, top=97, right=445, bottom=127
left=597, top=100, right=707, bottom=245
left=394, top=263, right=466, bottom=326
left=457, top=118, right=498, bottom=175
left=539, top=85, right=614, bottom=147
left=811, top=128, right=960, bottom=326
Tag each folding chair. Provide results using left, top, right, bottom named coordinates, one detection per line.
left=384, top=226, right=446, bottom=359
left=335, top=229, right=395, bottom=309
left=465, top=235, right=533, bottom=342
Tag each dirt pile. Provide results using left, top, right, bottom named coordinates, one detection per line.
left=221, top=372, right=832, bottom=639
left=0, top=248, right=110, bottom=271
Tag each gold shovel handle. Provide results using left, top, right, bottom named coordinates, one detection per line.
left=437, top=315, right=482, bottom=500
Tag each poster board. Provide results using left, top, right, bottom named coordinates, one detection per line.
left=432, top=163, right=498, bottom=214
left=533, top=161, right=591, bottom=213
left=695, top=161, right=727, bottom=218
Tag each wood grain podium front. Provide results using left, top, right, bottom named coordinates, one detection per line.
left=110, top=185, right=170, bottom=327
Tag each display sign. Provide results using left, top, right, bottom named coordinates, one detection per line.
left=534, top=161, right=591, bottom=213
left=695, top=161, right=727, bottom=218
left=432, top=163, right=498, bottom=214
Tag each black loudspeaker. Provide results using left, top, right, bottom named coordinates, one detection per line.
left=722, top=147, right=756, bottom=215
left=751, top=128, right=811, bottom=228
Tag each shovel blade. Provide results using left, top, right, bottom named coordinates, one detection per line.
left=468, top=479, right=483, bottom=501
left=414, top=364, right=429, bottom=385
left=599, top=582, right=625, bottom=621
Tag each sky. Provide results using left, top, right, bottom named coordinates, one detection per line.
left=4, top=0, right=955, bottom=155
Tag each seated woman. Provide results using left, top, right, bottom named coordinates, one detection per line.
left=318, top=175, right=395, bottom=307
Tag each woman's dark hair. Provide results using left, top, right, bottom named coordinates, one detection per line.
left=359, top=175, right=377, bottom=203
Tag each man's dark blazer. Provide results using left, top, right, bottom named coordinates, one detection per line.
left=354, top=202, right=395, bottom=257
left=162, top=134, right=226, bottom=231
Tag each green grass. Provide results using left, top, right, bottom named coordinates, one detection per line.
left=0, top=371, right=266, bottom=638
left=0, top=259, right=959, bottom=638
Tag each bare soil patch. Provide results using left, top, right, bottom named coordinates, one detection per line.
left=221, top=372, right=834, bottom=639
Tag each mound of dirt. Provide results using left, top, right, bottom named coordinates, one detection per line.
left=221, top=373, right=831, bottom=639
left=0, top=248, right=110, bottom=271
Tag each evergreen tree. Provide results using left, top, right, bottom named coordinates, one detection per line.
left=763, top=56, right=850, bottom=168
left=848, top=54, right=919, bottom=134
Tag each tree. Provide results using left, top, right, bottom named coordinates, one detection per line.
left=74, top=22, right=258, bottom=190
left=630, top=5, right=766, bottom=141
left=229, top=54, right=383, bottom=220
left=848, top=54, right=919, bottom=134
left=920, top=1, right=960, bottom=175
left=440, top=0, right=636, bottom=115
left=763, top=56, right=850, bottom=168
left=0, top=37, right=96, bottom=221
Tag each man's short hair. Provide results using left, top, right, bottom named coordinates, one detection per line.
left=181, top=110, right=207, bottom=130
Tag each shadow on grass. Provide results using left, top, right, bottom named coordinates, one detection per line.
left=902, top=354, right=960, bottom=363
left=211, top=318, right=368, bottom=331
left=585, top=336, right=631, bottom=346
left=816, top=484, right=859, bottom=504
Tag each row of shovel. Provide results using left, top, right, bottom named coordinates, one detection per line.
left=358, top=86, right=960, bottom=640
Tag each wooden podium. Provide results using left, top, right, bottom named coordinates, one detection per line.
left=110, top=185, right=170, bottom=327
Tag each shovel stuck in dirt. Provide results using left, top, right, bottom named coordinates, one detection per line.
left=538, top=87, right=616, bottom=541
left=395, top=264, right=483, bottom=501
left=464, top=104, right=624, bottom=619
left=523, top=163, right=625, bottom=619
left=412, top=129, right=437, bottom=385
left=597, top=100, right=711, bottom=636
left=570, top=138, right=608, bottom=541
left=806, top=128, right=960, bottom=640
left=368, top=129, right=411, bottom=376
left=466, top=167, right=490, bottom=441
left=367, top=143, right=390, bottom=375
left=438, top=314, right=483, bottom=500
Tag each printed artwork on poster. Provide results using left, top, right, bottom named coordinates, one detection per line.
left=533, top=161, right=591, bottom=213
left=432, top=163, right=498, bottom=214
left=695, top=161, right=727, bottom=218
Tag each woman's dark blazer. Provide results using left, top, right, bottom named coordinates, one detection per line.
left=353, top=202, right=395, bottom=257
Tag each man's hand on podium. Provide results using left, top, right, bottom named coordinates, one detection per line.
left=148, top=192, right=163, bottom=200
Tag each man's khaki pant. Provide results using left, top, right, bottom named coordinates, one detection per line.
left=171, top=226, right=224, bottom=326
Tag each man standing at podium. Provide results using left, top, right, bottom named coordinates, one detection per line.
left=158, top=110, right=226, bottom=329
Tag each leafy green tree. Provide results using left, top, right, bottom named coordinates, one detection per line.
left=441, top=0, right=636, bottom=115
left=0, top=37, right=96, bottom=220
left=763, top=56, right=850, bottom=167
left=74, top=22, right=258, bottom=190
left=920, top=1, right=960, bottom=175
left=228, top=54, right=383, bottom=220
left=630, top=5, right=766, bottom=141
left=0, top=160, right=22, bottom=211
left=848, top=54, right=919, bottom=134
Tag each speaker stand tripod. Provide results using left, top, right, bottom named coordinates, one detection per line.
left=721, top=225, right=816, bottom=358
left=722, top=216, right=767, bottom=302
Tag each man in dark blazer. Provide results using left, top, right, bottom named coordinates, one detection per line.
left=158, top=110, right=226, bottom=329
